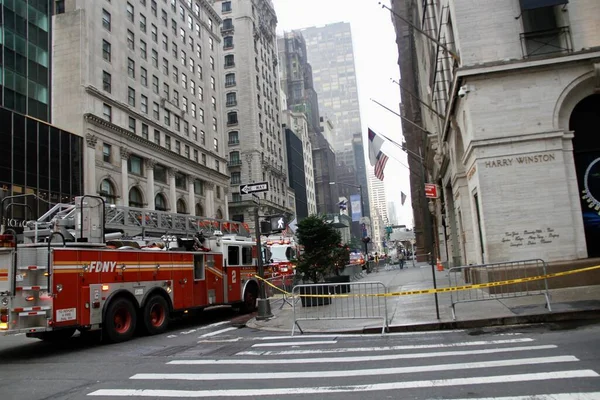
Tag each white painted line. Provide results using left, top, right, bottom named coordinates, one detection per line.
left=198, top=327, right=237, bottom=338
left=198, top=321, right=230, bottom=330
left=180, top=329, right=197, bottom=335
left=255, top=330, right=466, bottom=340
left=166, top=335, right=177, bottom=339
left=251, top=340, right=337, bottom=348
left=237, top=338, right=535, bottom=356
left=167, top=344, right=557, bottom=365
left=87, top=370, right=600, bottom=397
left=197, top=338, right=242, bottom=343
left=434, top=393, right=600, bottom=400
left=134, top=356, right=578, bottom=381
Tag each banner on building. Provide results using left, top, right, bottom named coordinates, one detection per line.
left=350, top=194, right=362, bottom=222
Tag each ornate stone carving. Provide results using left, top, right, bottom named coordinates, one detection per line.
left=144, top=158, right=157, bottom=169
left=85, top=133, right=98, bottom=148
left=204, top=181, right=215, bottom=190
left=120, top=146, right=130, bottom=160
left=167, top=168, right=179, bottom=179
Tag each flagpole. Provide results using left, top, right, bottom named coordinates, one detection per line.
left=370, top=98, right=436, bottom=136
left=391, top=78, right=445, bottom=121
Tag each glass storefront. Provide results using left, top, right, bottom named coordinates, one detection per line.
left=0, top=107, right=83, bottom=223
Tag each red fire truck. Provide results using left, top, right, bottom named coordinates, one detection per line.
left=263, top=235, right=299, bottom=277
left=0, top=196, right=261, bottom=343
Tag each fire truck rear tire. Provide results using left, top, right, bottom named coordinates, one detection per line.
left=103, top=297, right=137, bottom=343
left=242, top=284, right=258, bottom=313
left=142, top=295, right=170, bottom=335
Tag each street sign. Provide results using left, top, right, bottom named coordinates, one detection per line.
left=239, top=181, right=269, bottom=195
left=252, top=193, right=260, bottom=205
left=425, top=183, right=439, bottom=199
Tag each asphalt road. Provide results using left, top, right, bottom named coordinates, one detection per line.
left=1, top=318, right=599, bottom=400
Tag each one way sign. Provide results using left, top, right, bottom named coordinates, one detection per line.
left=239, top=181, right=269, bottom=194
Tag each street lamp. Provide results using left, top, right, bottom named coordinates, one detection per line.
left=329, top=182, right=368, bottom=257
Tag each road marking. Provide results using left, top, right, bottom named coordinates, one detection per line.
left=132, top=356, right=578, bottom=381
left=198, top=327, right=237, bottom=338
left=199, top=321, right=230, bottom=330
left=255, top=331, right=466, bottom=340
left=167, top=344, right=557, bottom=365
left=237, top=338, right=535, bottom=356
left=437, top=394, right=600, bottom=400
left=197, top=338, right=242, bottom=343
left=88, top=370, right=600, bottom=397
left=251, top=340, right=337, bottom=348
left=166, top=335, right=177, bottom=339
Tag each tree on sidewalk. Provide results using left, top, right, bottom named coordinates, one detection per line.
left=295, top=215, right=350, bottom=283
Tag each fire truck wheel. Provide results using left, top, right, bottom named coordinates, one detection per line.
left=142, top=295, right=169, bottom=335
left=242, top=285, right=258, bottom=313
left=104, top=297, right=137, bottom=343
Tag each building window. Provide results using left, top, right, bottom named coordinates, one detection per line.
left=128, top=155, right=143, bottom=175
left=164, top=110, right=171, bottom=126
left=228, top=131, right=239, bottom=145
left=210, top=56, right=215, bottom=70
left=176, top=199, right=187, bottom=213
left=200, top=130, right=205, bottom=145
left=102, top=40, right=111, bottom=62
left=222, top=1, right=232, bottom=13
left=180, top=27, right=186, bottom=43
left=197, top=64, right=203, bottom=80
left=182, top=96, right=188, bottom=112
left=161, top=9, right=168, bottom=26
left=153, top=102, right=159, bottom=120
left=227, top=111, right=238, bottom=125
left=128, top=87, right=136, bottom=106
left=202, top=153, right=206, bottom=165
left=225, top=73, right=236, bottom=87
left=192, top=126, right=197, bottom=140
left=172, top=41, right=178, bottom=58
left=103, top=143, right=111, bottom=163
left=151, top=0, right=157, bottom=16
left=152, top=75, right=159, bottom=93
left=141, top=67, right=148, bottom=86
left=140, top=40, right=147, bottom=59
left=100, top=179, right=117, bottom=204
left=102, top=9, right=111, bottom=31
left=216, top=186, right=221, bottom=199
left=212, top=96, right=216, bottom=110
left=175, top=140, right=181, bottom=154
left=102, top=103, right=112, bottom=121
left=155, top=193, right=167, bottom=211
left=175, top=173, right=186, bottom=189
left=194, top=180, right=204, bottom=195
left=174, top=115, right=180, bottom=131
left=141, top=95, right=148, bottom=113
left=129, top=117, right=136, bottom=132
left=210, top=76, right=215, bottom=90
left=191, top=103, right=196, bottom=118
left=129, top=187, right=144, bottom=208
left=165, top=135, right=171, bottom=150
left=155, top=165, right=167, bottom=183
left=173, top=66, right=179, bottom=83
left=212, top=117, right=218, bottom=131
left=198, top=86, right=204, bottom=101
left=127, top=30, right=135, bottom=50
left=184, top=120, right=189, bottom=136
left=162, top=33, right=168, bottom=51
left=229, top=151, right=240, bottom=165
left=182, top=73, right=187, bottom=89
left=226, top=92, right=236, bottom=107
left=173, top=89, right=179, bottom=105
left=208, top=19, right=213, bottom=33
left=127, top=2, right=134, bottom=22
left=154, top=129, right=160, bottom=145
left=102, top=71, right=111, bottom=93
left=199, top=108, right=204, bottom=123
left=193, top=149, right=198, bottom=162
left=231, top=172, right=241, bottom=185
left=151, top=24, right=158, bottom=42
left=196, top=43, right=202, bottom=59
left=214, top=138, right=219, bottom=152
left=215, top=160, right=220, bottom=172
left=223, top=36, right=233, bottom=49
left=209, top=37, right=214, bottom=51
left=163, top=57, right=169, bottom=75
left=140, top=13, right=146, bottom=32
left=521, top=5, right=570, bottom=57
left=142, top=123, right=149, bottom=139
left=128, top=58, right=135, bottom=78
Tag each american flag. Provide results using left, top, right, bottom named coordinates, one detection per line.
left=374, top=151, right=388, bottom=181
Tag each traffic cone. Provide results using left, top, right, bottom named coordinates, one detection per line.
left=436, top=258, right=444, bottom=271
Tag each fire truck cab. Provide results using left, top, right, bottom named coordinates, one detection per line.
left=0, top=196, right=260, bottom=343
left=263, top=236, right=299, bottom=277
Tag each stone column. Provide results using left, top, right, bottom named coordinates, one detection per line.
left=145, top=159, right=157, bottom=210
left=169, top=168, right=178, bottom=212
left=204, top=181, right=215, bottom=218
left=119, top=147, right=130, bottom=206
left=223, top=186, right=230, bottom=220
left=188, top=178, right=196, bottom=215
left=85, top=134, right=98, bottom=195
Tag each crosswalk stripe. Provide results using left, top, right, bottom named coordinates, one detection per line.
left=198, top=327, right=237, bottom=338
left=132, top=356, right=578, bottom=381
left=237, top=338, right=535, bottom=356
left=167, top=344, right=558, bottom=365
left=251, top=340, right=337, bottom=347
left=255, top=331, right=466, bottom=340
left=87, top=370, right=600, bottom=397
left=438, top=393, right=600, bottom=400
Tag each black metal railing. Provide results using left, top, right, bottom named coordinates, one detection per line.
left=520, top=26, right=573, bottom=58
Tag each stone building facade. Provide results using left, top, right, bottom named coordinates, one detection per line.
left=391, top=0, right=600, bottom=266
left=52, top=0, right=229, bottom=219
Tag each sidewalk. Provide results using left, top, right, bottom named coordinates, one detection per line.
left=247, top=261, right=600, bottom=334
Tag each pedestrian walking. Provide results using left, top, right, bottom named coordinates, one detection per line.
left=399, top=251, right=405, bottom=269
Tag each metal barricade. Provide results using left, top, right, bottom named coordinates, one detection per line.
left=448, top=259, right=552, bottom=320
left=264, top=274, right=299, bottom=309
left=292, top=281, right=388, bottom=336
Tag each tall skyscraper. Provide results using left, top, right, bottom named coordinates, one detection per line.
left=300, top=22, right=370, bottom=218
left=368, top=168, right=389, bottom=252
left=216, top=0, right=295, bottom=226
left=1, top=0, right=53, bottom=121
left=53, top=0, right=230, bottom=219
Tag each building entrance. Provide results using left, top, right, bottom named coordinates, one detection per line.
left=570, top=94, right=600, bottom=258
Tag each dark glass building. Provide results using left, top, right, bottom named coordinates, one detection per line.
left=0, top=107, right=83, bottom=222
left=0, top=0, right=52, bottom=121
left=284, top=128, right=308, bottom=220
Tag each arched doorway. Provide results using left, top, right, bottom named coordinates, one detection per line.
left=571, top=94, right=600, bottom=258
left=176, top=199, right=187, bottom=214
left=155, top=193, right=168, bottom=211
left=129, top=187, right=144, bottom=208
left=99, top=179, right=117, bottom=205
left=195, top=203, right=204, bottom=216
left=215, top=208, right=223, bottom=219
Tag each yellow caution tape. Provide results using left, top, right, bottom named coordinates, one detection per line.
left=253, top=264, right=600, bottom=299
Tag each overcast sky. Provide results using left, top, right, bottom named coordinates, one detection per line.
left=272, top=0, right=413, bottom=227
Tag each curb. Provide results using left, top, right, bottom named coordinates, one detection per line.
left=246, top=309, right=600, bottom=334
